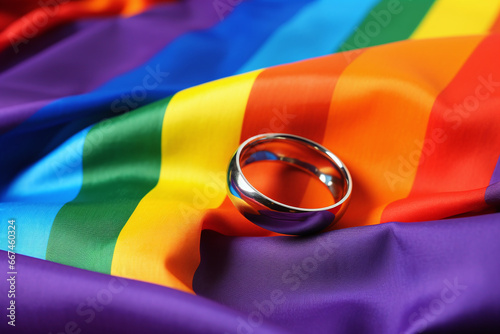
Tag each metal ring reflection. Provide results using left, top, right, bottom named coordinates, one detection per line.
left=227, top=133, right=352, bottom=235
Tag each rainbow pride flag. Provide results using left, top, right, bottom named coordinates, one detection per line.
left=1, top=0, right=500, bottom=333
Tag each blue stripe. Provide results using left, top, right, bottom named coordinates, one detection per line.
left=0, top=128, right=88, bottom=259
left=0, top=0, right=313, bottom=191
left=0, top=0, right=313, bottom=259
left=236, top=0, right=380, bottom=74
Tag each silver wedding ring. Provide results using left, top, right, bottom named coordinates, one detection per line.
left=227, top=133, right=352, bottom=235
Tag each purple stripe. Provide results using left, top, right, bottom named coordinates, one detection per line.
left=194, top=214, right=500, bottom=334
left=0, top=0, right=222, bottom=133
left=485, top=155, right=500, bottom=205
left=0, top=251, right=289, bottom=334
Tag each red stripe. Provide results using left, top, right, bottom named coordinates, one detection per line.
left=202, top=50, right=364, bottom=235
left=490, top=11, right=500, bottom=33
left=382, top=187, right=488, bottom=223
left=382, top=35, right=500, bottom=223
left=0, top=0, right=175, bottom=53
left=239, top=53, right=362, bottom=143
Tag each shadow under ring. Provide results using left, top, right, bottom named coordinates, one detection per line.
left=227, top=133, right=352, bottom=235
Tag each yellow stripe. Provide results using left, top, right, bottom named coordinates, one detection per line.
left=110, top=70, right=262, bottom=292
left=411, top=0, right=500, bottom=39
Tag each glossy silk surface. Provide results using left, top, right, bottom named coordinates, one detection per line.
left=2, top=1, right=500, bottom=333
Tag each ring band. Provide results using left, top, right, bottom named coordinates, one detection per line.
left=226, top=133, right=352, bottom=235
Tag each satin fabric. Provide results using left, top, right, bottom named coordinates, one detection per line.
left=1, top=0, right=500, bottom=333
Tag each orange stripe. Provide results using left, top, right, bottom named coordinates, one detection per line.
left=383, top=34, right=500, bottom=222
left=202, top=50, right=364, bottom=236
left=239, top=51, right=363, bottom=143
left=323, top=36, right=483, bottom=229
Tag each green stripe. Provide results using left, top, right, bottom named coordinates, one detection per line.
left=46, top=97, right=170, bottom=273
left=338, top=0, right=435, bottom=52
